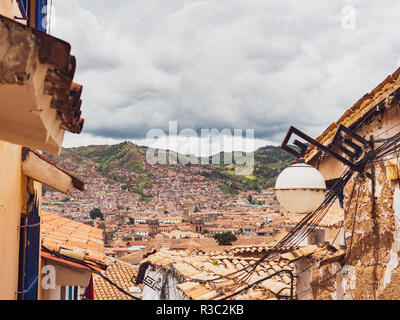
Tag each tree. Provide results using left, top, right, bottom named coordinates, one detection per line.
left=90, top=208, right=104, bottom=220
left=213, top=232, right=237, bottom=246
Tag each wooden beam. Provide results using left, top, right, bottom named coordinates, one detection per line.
left=22, top=150, right=75, bottom=195
left=28, top=0, right=36, bottom=28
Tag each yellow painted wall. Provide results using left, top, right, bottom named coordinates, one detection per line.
left=0, top=141, right=23, bottom=300
left=0, top=0, right=20, bottom=21
left=0, top=0, right=47, bottom=300
left=0, top=141, right=42, bottom=300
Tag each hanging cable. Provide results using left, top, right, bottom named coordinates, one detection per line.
left=41, top=246, right=140, bottom=300
left=179, top=168, right=356, bottom=299
left=211, top=128, right=400, bottom=299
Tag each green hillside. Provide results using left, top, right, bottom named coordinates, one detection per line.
left=199, top=146, right=294, bottom=195
left=50, top=142, right=294, bottom=195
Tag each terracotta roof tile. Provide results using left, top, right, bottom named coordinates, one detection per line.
left=94, top=259, right=140, bottom=300
left=41, top=211, right=107, bottom=267
left=283, top=203, right=344, bottom=229
left=138, top=247, right=295, bottom=300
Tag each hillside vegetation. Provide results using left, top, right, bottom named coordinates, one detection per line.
left=49, top=142, right=294, bottom=196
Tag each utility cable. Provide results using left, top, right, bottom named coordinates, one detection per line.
left=41, top=246, right=140, bottom=300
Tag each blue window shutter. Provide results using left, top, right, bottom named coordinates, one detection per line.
left=20, top=0, right=28, bottom=9
left=18, top=196, right=40, bottom=300
left=16, top=0, right=28, bottom=20
left=35, top=0, right=48, bottom=32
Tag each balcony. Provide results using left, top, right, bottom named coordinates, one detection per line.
left=0, top=14, right=84, bottom=155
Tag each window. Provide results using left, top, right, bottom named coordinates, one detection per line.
left=61, top=286, right=81, bottom=300
left=16, top=0, right=48, bottom=33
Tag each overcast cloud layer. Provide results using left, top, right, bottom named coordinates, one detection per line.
left=52, top=0, right=400, bottom=152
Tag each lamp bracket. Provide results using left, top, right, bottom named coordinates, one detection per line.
left=280, top=125, right=372, bottom=180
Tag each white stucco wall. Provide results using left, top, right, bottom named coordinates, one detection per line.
left=141, top=266, right=188, bottom=300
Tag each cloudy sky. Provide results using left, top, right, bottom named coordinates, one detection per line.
left=50, top=0, right=400, bottom=155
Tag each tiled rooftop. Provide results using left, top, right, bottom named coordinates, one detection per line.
left=283, top=203, right=344, bottom=229
left=281, top=243, right=345, bottom=265
left=137, top=248, right=295, bottom=300
left=223, top=244, right=298, bottom=258
left=93, top=259, right=140, bottom=300
left=41, top=211, right=107, bottom=268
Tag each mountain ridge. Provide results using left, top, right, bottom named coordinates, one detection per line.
left=48, top=141, right=294, bottom=196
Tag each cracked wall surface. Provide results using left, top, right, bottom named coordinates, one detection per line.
left=0, top=17, right=38, bottom=85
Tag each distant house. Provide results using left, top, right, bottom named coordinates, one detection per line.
left=132, top=216, right=149, bottom=225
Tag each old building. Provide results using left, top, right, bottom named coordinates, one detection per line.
left=289, top=66, right=400, bottom=299
left=148, top=219, right=160, bottom=238
left=191, top=216, right=205, bottom=234
left=0, top=1, right=84, bottom=300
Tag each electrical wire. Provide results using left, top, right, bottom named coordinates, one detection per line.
left=216, top=127, right=400, bottom=299
left=222, top=270, right=295, bottom=300
left=41, top=246, right=140, bottom=300
left=188, top=168, right=356, bottom=299
left=295, top=175, right=362, bottom=298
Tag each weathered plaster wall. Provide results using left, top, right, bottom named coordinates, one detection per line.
left=340, top=109, right=400, bottom=299
left=325, top=227, right=345, bottom=247
left=299, top=101, right=400, bottom=300
left=308, top=104, right=400, bottom=300
left=295, top=258, right=313, bottom=300
left=295, top=257, right=344, bottom=300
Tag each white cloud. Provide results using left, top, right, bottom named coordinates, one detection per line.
left=52, top=0, right=400, bottom=149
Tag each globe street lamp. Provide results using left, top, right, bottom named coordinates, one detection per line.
left=275, top=160, right=326, bottom=214
left=275, top=124, right=373, bottom=214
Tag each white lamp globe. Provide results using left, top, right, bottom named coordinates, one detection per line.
left=275, top=161, right=326, bottom=214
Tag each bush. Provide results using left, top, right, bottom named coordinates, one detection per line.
left=90, top=208, right=104, bottom=220
left=213, top=232, right=237, bottom=246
